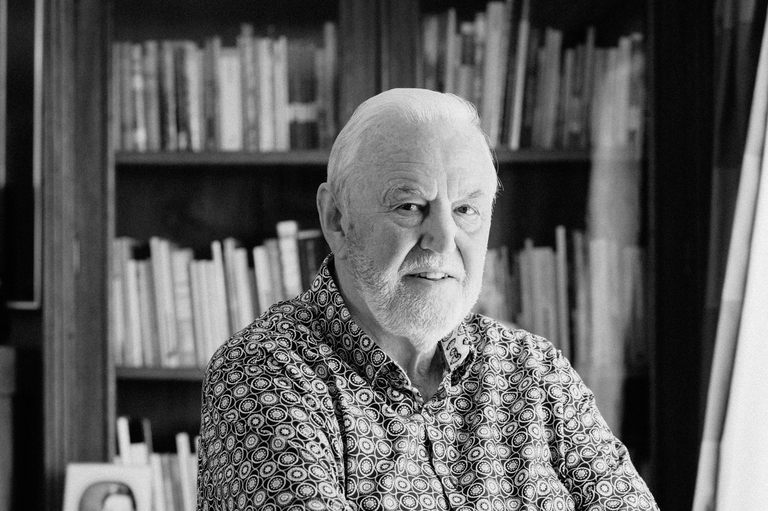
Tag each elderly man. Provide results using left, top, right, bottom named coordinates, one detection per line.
left=197, top=88, right=658, bottom=511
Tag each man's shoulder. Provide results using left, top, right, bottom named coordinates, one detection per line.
left=464, top=313, right=566, bottom=369
left=205, top=295, right=323, bottom=375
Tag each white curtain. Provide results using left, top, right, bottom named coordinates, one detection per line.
left=693, top=6, right=768, bottom=510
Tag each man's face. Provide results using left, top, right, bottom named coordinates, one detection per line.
left=339, top=118, right=497, bottom=347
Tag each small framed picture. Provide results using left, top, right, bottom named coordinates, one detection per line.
left=62, top=463, right=152, bottom=511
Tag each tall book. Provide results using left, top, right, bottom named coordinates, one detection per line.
left=185, top=40, right=203, bottom=152
left=217, top=47, right=244, bottom=151
left=124, top=258, right=144, bottom=367
left=507, top=0, right=530, bottom=149
left=189, top=260, right=213, bottom=367
left=175, top=432, right=196, bottom=511
left=317, top=21, right=338, bottom=148
left=273, top=35, right=291, bottom=151
left=174, top=42, right=192, bottom=151
left=210, top=240, right=233, bottom=335
left=255, top=37, right=276, bottom=151
left=131, top=44, right=148, bottom=151
left=480, top=1, right=512, bottom=146
left=276, top=220, right=304, bottom=299
left=239, top=24, right=260, bottom=152
left=171, top=247, right=197, bottom=367
left=143, top=40, right=161, bottom=151
left=202, top=36, right=222, bottom=151
left=554, top=226, right=572, bottom=360
left=159, top=40, right=178, bottom=151
left=136, top=259, right=161, bottom=367
left=149, top=237, right=179, bottom=367
left=252, top=244, right=275, bottom=315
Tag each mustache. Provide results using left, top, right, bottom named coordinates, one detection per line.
left=399, top=255, right=467, bottom=280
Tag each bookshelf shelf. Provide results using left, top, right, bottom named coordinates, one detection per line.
left=115, top=148, right=590, bottom=167
left=115, top=366, right=205, bottom=381
left=115, top=149, right=332, bottom=167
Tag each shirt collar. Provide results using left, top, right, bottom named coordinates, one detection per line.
left=308, top=255, right=475, bottom=386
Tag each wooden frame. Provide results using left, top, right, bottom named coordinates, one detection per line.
left=62, top=463, right=152, bottom=511
left=2, top=0, right=44, bottom=309
left=43, top=0, right=112, bottom=508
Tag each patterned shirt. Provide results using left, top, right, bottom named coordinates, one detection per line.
left=198, top=256, right=659, bottom=511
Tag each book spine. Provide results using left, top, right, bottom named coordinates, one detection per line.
left=273, top=36, right=290, bottom=151
left=185, top=41, right=203, bottom=152
left=143, top=40, right=162, bottom=152
left=276, top=220, right=304, bottom=299
left=160, top=40, right=178, bottom=151
left=256, top=37, right=276, bottom=151
left=217, top=47, right=244, bottom=151
left=239, top=24, right=260, bottom=152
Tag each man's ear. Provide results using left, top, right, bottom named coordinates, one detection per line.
left=317, top=183, right=349, bottom=259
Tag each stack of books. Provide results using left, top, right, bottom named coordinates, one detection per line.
left=420, top=0, right=645, bottom=152
left=115, top=416, right=198, bottom=511
left=111, top=220, right=329, bottom=369
left=112, top=21, right=338, bottom=153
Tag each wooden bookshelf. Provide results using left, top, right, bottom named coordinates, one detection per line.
left=115, top=366, right=205, bottom=381
left=41, top=0, right=722, bottom=508
left=116, top=148, right=591, bottom=166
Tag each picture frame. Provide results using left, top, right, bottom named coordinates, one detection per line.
left=62, top=463, right=153, bottom=511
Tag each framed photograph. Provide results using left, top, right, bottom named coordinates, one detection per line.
left=62, top=463, right=152, bottom=511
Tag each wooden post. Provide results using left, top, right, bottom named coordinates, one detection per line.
left=42, top=0, right=112, bottom=508
left=0, top=347, right=15, bottom=511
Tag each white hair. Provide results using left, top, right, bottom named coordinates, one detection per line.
left=327, top=88, right=495, bottom=207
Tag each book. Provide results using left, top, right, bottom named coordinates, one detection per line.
left=255, top=37, right=276, bottom=151
left=188, top=260, right=213, bottom=367
left=252, top=244, right=275, bottom=314
left=174, top=42, right=191, bottom=151
left=507, top=0, right=530, bottom=149
left=149, top=453, right=168, bottom=511
left=149, top=237, right=179, bottom=367
left=202, top=36, right=221, bottom=151
left=185, top=40, right=203, bottom=152
left=480, top=1, right=511, bottom=146
left=273, top=35, right=291, bottom=151
left=143, top=40, right=161, bottom=151
left=297, top=229, right=327, bottom=289
left=210, top=240, right=232, bottom=335
left=239, top=24, right=260, bottom=152
left=217, top=47, right=244, bottom=151
left=159, top=40, right=178, bottom=151
left=276, top=220, right=304, bottom=299
left=554, top=225, right=572, bottom=360
left=318, top=21, right=338, bottom=148
left=136, top=259, right=160, bottom=367
left=116, top=416, right=152, bottom=466
left=170, top=248, right=197, bottom=367
left=175, top=432, right=196, bottom=511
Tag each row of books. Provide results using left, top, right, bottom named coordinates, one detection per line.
left=112, top=22, right=338, bottom=154
left=116, top=416, right=197, bottom=511
left=473, top=226, right=647, bottom=375
left=507, top=227, right=648, bottom=372
left=111, top=220, right=329, bottom=369
left=421, top=0, right=645, bottom=152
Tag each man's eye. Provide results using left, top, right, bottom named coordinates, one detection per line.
left=455, top=205, right=478, bottom=216
left=397, top=203, right=423, bottom=212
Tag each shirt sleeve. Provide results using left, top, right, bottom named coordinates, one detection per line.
left=197, top=346, right=351, bottom=511
left=541, top=342, right=660, bottom=510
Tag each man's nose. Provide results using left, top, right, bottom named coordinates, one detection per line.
left=419, top=205, right=457, bottom=254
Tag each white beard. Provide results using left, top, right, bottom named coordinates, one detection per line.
left=344, top=227, right=483, bottom=347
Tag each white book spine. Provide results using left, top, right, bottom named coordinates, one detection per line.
left=217, top=48, right=244, bottom=151
left=277, top=220, right=304, bottom=298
